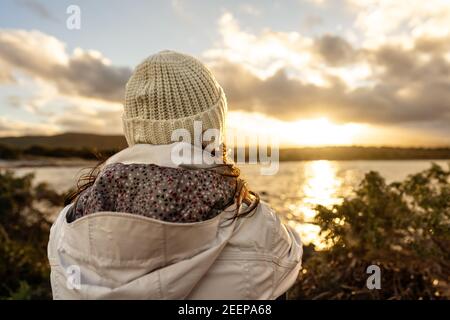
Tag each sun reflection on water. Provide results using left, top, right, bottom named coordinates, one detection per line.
left=289, top=160, right=343, bottom=250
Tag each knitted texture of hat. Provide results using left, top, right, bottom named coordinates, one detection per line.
left=122, top=50, right=227, bottom=146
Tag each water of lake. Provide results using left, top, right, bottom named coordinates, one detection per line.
left=6, top=159, right=449, bottom=248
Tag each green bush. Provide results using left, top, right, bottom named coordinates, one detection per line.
left=0, top=170, right=54, bottom=299
left=290, top=163, right=450, bottom=299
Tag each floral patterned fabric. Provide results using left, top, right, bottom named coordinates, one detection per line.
left=67, top=163, right=237, bottom=223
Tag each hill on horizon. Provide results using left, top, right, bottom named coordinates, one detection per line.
left=0, top=132, right=449, bottom=161
left=0, top=132, right=128, bottom=150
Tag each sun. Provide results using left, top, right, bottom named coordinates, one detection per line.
left=287, top=117, right=362, bottom=146
left=227, top=112, right=364, bottom=147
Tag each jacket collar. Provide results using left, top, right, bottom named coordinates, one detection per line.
left=104, top=142, right=223, bottom=168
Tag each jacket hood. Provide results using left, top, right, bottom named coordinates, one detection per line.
left=51, top=204, right=237, bottom=299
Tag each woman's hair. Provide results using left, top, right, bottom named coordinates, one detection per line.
left=65, top=144, right=260, bottom=220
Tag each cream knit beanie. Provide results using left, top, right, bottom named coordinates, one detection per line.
left=122, top=50, right=227, bottom=146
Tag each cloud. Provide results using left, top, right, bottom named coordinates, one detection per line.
left=0, top=116, right=59, bottom=136
left=204, top=12, right=367, bottom=87
left=306, top=0, right=328, bottom=5
left=302, top=15, right=323, bottom=30
left=54, top=49, right=131, bottom=102
left=346, top=0, right=450, bottom=45
left=315, top=35, right=358, bottom=66
left=0, top=29, right=132, bottom=103
left=204, top=12, right=320, bottom=82
left=214, top=58, right=450, bottom=127
left=48, top=106, right=123, bottom=134
left=0, top=65, right=14, bottom=83
left=206, top=13, right=450, bottom=129
left=0, top=29, right=131, bottom=136
left=17, top=0, right=59, bottom=22
left=239, top=4, right=262, bottom=16
left=171, top=0, right=194, bottom=22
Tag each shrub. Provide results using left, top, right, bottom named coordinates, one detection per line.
left=0, top=170, right=54, bottom=299
left=290, top=163, right=450, bottom=299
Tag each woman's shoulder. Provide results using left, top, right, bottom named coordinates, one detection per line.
left=226, top=201, right=302, bottom=256
left=244, top=201, right=283, bottom=230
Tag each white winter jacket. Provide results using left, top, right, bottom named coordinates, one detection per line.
left=47, top=143, right=302, bottom=299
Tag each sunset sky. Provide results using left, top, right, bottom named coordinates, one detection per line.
left=0, top=0, right=449, bottom=146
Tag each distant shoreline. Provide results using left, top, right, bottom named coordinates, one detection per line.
left=0, top=156, right=449, bottom=169
left=0, top=158, right=96, bottom=169
left=1, top=147, right=450, bottom=163
left=0, top=132, right=450, bottom=162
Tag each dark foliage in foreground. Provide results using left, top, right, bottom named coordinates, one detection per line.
left=0, top=171, right=64, bottom=299
left=290, top=163, right=450, bottom=299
